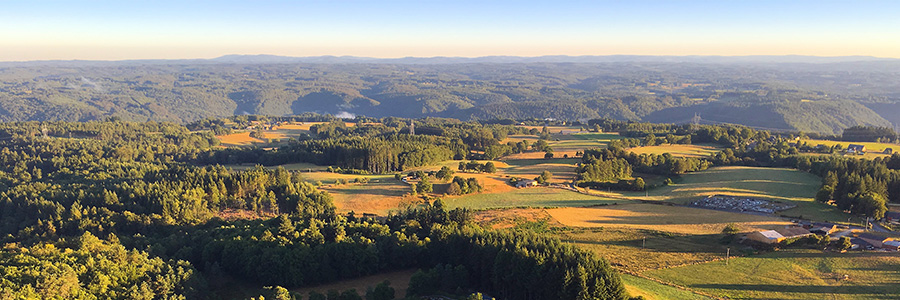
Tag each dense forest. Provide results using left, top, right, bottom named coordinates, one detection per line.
left=0, top=119, right=628, bottom=299
left=2, top=58, right=900, bottom=134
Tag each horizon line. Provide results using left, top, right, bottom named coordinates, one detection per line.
left=2, top=53, right=899, bottom=64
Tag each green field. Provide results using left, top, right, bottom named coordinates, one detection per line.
left=646, top=250, right=900, bottom=300
left=596, top=166, right=854, bottom=223
left=621, top=274, right=711, bottom=300
left=445, top=187, right=620, bottom=210
left=551, top=132, right=626, bottom=152
left=502, top=158, right=579, bottom=183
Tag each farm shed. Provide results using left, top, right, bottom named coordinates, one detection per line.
left=746, top=230, right=785, bottom=244
left=774, top=226, right=813, bottom=239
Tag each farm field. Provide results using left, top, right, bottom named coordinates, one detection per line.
left=646, top=250, right=900, bottom=300
left=216, top=122, right=371, bottom=147
left=501, top=158, right=579, bottom=184
left=553, top=226, right=734, bottom=272
left=621, top=274, right=711, bottom=300
left=801, top=138, right=897, bottom=155
left=445, top=187, right=621, bottom=210
left=502, top=132, right=624, bottom=159
left=628, top=144, right=722, bottom=158
left=547, top=203, right=791, bottom=235
left=225, top=162, right=325, bottom=171
left=588, top=166, right=854, bottom=223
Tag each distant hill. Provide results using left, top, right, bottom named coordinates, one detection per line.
left=0, top=58, right=899, bottom=134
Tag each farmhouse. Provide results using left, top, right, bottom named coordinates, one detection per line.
left=800, top=222, right=840, bottom=235
left=846, top=144, right=866, bottom=154
left=886, top=211, right=900, bottom=222
left=883, top=240, right=900, bottom=251
left=515, top=179, right=538, bottom=188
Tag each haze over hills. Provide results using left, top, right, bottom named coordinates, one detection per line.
left=1, top=55, right=899, bottom=134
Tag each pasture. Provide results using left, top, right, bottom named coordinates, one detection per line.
left=445, top=187, right=620, bottom=210
left=801, top=138, right=897, bottom=155
left=628, top=144, right=722, bottom=158
left=646, top=250, right=900, bottom=300
left=589, top=166, right=853, bottom=223
left=501, top=132, right=623, bottom=159
left=621, top=274, right=711, bottom=300
left=501, top=158, right=579, bottom=184
left=554, top=226, right=734, bottom=272
left=547, top=203, right=791, bottom=235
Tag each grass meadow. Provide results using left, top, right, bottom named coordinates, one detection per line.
left=621, top=274, right=712, bottom=300
left=445, top=187, right=621, bottom=210
left=587, top=166, right=854, bottom=223
left=628, top=144, right=722, bottom=158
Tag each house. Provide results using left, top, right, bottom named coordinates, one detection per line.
left=857, top=233, right=889, bottom=248
left=886, top=211, right=900, bottom=222
left=807, top=223, right=839, bottom=235
left=846, top=144, right=866, bottom=154
left=850, top=238, right=874, bottom=250
left=883, top=240, right=900, bottom=250
left=746, top=141, right=759, bottom=150
left=515, top=179, right=538, bottom=188
left=885, top=148, right=893, bottom=155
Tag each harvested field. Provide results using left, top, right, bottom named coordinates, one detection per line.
left=472, top=208, right=562, bottom=229
left=547, top=203, right=791, bottom=235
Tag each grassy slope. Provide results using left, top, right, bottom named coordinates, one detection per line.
left=621, top=274, right=711, bottom=300
left=646, top=250, right=900, bottom=300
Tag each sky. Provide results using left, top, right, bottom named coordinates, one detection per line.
left=1, top=0, right=899, bottom=61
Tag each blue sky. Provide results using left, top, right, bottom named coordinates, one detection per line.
left=1, top=0, right=898, bottom=60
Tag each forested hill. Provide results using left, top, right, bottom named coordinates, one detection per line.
left=2, top=57, right=900, bottom=134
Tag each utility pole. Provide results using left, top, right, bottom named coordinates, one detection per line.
left=642, top=237, right=645, bottom=249
left=726, top=248, right=730, bottom=265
